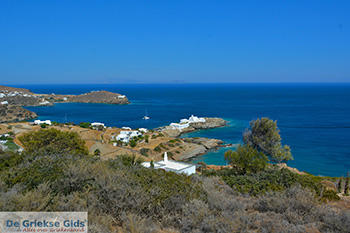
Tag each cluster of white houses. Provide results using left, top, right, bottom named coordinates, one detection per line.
left=33, top=120, right=52, bottom=125
left=142, top=152, right=196, bottom=175
left=169, top=115, right=206, bottom=131
left=0, top=91, right=34, bottom=98
left=112, top=128, right=148, bottom=144
left=0, top=90, right=52, bottom=105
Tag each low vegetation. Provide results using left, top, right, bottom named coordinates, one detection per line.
left=0, top=121, right=349, bottom=232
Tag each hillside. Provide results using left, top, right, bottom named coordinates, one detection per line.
left=0, top=105, right=37, bottom=123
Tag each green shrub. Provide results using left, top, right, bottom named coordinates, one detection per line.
left=140, top=148, right=150, bottom=157
left=94, top=149, right=101, bottom=156
left=129, top=140, right=137, bottom=148
left=225, top=144, right=268, bottom=174
left=79, top=122, right=91, bottom=128
left=18, top=128, right=88, bottom=156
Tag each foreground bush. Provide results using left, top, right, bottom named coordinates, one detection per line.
left=18, top=128, right=88, bottom=155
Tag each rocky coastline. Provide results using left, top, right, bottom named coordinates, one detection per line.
left=0, top=85, right=129, bottom=123
left=157, top=117, right=227, bottom=137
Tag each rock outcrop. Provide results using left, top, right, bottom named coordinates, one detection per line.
left=0, top=105, right=37, bottom=123
left=176, top=137, right=224, bottom=160
left=159, top=117, right=227, bottom=137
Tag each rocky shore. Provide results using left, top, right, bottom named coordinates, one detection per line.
left=176, top=137, right=224, bottom=160
left=158, top=117, right=227, bottom=137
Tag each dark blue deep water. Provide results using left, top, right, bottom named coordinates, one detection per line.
left=16, top=83, right=350, bottom=177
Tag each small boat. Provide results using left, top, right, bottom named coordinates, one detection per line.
left=143, top=109, right=150, bottom=120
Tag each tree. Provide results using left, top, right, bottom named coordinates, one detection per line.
left=19, top=128, right=88, bottom=156
left=243, top=117, right=293, bottom=163
left=94, top=149, right=101, bottom=156
left=337, top=177, right=343, bottom=193
left=129, top=139, right=137, bottom=148
left=150, top=160, right=154, bottom=168
left=79, top=122, right=91, bottom=128
left=224, top=144, right=269, bottom=174
left=345, top=172, right=350, bottom=196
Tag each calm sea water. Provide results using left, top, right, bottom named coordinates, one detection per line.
left=16, top=83, right=350, bottom=177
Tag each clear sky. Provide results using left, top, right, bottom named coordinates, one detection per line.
left=0, top=0, right=349, bottom=84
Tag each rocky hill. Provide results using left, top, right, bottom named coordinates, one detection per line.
left=63, top=90, right=129, bottom=104
left=0, top=85, right=130, bottom=122
left=0, top=85, right=32, bottom=94
left=0, top=105, right=37, bottom=123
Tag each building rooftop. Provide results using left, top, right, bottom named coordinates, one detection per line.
left=141, top=152, right=196, bottom=175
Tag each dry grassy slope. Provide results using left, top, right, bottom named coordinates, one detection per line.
left=3, top=122, right=224, bottom=162
left=0, top=85, right=32, bottom=94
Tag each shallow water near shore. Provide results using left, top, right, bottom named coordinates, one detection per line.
left=19, top=83, right=350, bottom=177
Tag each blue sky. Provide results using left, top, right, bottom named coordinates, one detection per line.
left=0, top=0, right=349, bottom=84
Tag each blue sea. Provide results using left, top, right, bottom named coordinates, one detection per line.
left=15, top=83, right=350, bottom=177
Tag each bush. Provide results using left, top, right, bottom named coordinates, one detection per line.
left=203, top=167, right=335, bottom=199
left=79, top=122, right=91, bottom=128
left=129, top=139, right=137, bottom=148
left=225, top=144, right=268, bottom=174
left=154, top=146, right=161, bottom=152
left=94, top=149, right=101, bottom=156
left=19, top=128, right=88, bottom=156
left=140, top=148, right=150, bottom=157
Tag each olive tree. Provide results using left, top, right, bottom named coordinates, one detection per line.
left=243, top=117, right=293, bottom=163
left=224, top=144, right=269, bottom=174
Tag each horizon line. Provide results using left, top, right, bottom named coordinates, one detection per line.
left=3, top=81, right=350, bottom=86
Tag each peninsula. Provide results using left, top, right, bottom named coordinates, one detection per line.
left=157, top=115, right=227, bottom=137
left=0, top=85, right=129, bottom=123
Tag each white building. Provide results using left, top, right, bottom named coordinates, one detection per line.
left=118, top=95, right=126, bottom=99
left=39, top=100, right=51, bottom=105
left=180, top=115, right=206, bottom=124
left=169, top=115, right=206, bottom=131
left=115, top=130, right=142, bottom=143
left=91, top=122, right=106, bottom=129
left=141, top=152, right=196, bottom=176
left=170, top=123, right=190, bottom=131
left=138, top=128, right=148, bottom=133
left=122, top=126, right=132, bottom=130
left=1, top=101, right=8, bottom=105
left=34, top=120, right=52, bottom=125
left=0, top=93, right=5, bottom=98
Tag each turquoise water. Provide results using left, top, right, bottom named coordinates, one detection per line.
left=19, top=83, right=350, bottom=177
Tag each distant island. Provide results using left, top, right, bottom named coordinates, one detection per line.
left=0, top=85, right=129, bottom=123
